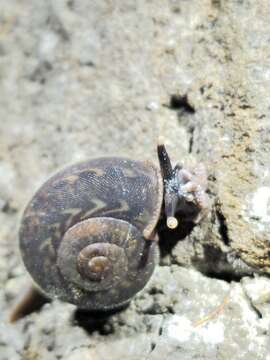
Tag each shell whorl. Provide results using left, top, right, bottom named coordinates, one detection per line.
left=57, top=218, right=129, bottom=292
left=19, top=157, right=162, bottom=310
left=77, top=244, right=113, bottom=282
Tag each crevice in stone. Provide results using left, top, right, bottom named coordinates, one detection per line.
left=70, top=344, right=92, bottom=352
left=148, top=287, right=164, bottom=295
left=148, top=316, right=165, bottom=356
left=28, top=61, right=53, bottom=84
left=1, top=200, right=17, bottom=214
left=139, top=302, right=174, bottom=316
left=215, top=203, right=230, bottom=246
left=150, top=342, right=156, bottom=351
left=242, top=286, right=263, bottom=319
left=167, top=94, right=195, bottom=114
left=203, top=269, right=243, bottom=283
left=211, top=0, right=221, bottom=9
left=74, top=305, right=128, bottom=335
left=164, top=94, right=196, bottom=154
left=191, top=242, right=251, bottom=283
left=188, top=125, right=195, bottom=153
left=79, top=60, right=96, bottom=67
left=192, top=246, right=255, bottom=283
left=46, top=8, right=70, bottom=42
left=66, top=0, right=74, bottom=9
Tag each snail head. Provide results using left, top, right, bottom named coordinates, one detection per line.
left=157, top=141, right=208, bottom=229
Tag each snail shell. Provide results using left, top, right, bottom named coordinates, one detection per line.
left=19, top=158, right=163, bottom=310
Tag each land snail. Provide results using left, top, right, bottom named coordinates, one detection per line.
left=10, top=142, right=209, bottom=322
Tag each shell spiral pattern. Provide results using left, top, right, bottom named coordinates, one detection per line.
left=19, top=158, right=163, bottom=310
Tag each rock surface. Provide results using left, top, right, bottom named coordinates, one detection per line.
left=0, top=0, right=270, bottom=359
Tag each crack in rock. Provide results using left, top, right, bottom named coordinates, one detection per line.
left=215, top=202, right=230, bottom=246
left=241, top=282, right=263, bottom=320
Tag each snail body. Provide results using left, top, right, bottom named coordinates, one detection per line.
left=13, top=144, right=209, bottom=320
left=20, top=158, right=162, bottom=310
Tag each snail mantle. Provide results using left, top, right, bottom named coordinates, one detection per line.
left=10, top=143, right=209, bottom=322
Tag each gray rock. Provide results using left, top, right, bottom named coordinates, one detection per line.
left=148, top=268, right=270, bottom=360
left=0, top=0, right=270, bottom=359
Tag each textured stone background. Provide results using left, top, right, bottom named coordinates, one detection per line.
left=1, top=1, right=270, bottom=359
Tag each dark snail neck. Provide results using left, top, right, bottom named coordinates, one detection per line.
left=157, top=143, right=180, bottom=229
left=157, top=143, right=173, bottom=180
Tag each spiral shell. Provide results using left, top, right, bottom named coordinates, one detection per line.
left=19, top=157, right=163, bottom=309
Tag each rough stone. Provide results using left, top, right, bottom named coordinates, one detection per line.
left=0, top=0, right=270, bottom=359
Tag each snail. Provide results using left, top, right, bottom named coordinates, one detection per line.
left=10, top=142, right=209, bottom=322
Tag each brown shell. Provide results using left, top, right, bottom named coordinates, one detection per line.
left=19, top=157, right=163, bottom=310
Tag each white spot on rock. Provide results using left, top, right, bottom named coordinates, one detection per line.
left=197, top=322, right=224, bottom=345
left=250, top=186, right=270, bottom=223
left=166, top=315, right=224, bottom=346
left=167, top=316, right=192, bottom=342
left=38, top=31, right=59, bottom=61
left=145, top=101, right=159, bottom=111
